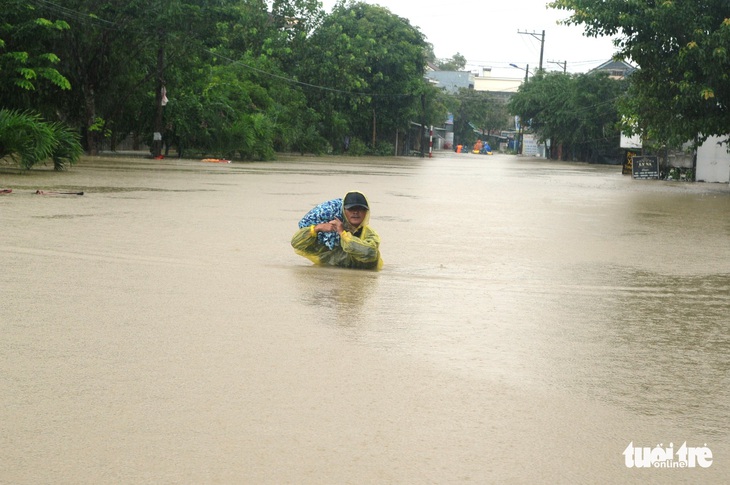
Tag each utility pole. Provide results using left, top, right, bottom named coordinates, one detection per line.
left=548, top=60, right=567, bottom=73
left=508, top=63, right=529, bottom=155
left=420, top=93, right=426, bottom=158
left=518, top=29, right=545, bottom=72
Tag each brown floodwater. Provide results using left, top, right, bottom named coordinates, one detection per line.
left=1, top=153, right=729, bottom=484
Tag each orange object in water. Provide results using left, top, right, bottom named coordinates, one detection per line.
left=456, top=145, right=462, bottom=153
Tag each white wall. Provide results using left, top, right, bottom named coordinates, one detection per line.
left=474, top=76, right=522, bottom=93
left=696, top=135, right=730, bottom=183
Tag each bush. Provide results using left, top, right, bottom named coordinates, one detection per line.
left=48, top=121, right=84, bottom=170
left=0, top=109, right=82, bottom=170
left=346, top=137, right=368, bottom=156
left=369, top=141, right=395, bottom=157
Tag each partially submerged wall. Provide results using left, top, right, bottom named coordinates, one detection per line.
left=696, top=135, right=730, bottom=183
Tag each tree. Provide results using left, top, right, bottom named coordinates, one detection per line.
left=0, top=0, right=71, bottom=109
left=269, top=0, right=325, bottom=53
left=297, top=1, right=429, bottom=151
left=187, top=52, right=324, bottom=160
left=549, top=0, right=730, bottom=146
left=508, top=71, right=626, bottom=162
left=2, top=0, right=441, bottom=160
left=28, top=0, right=241, bottom=155
left=436, top=53, right=467, bottom=71
left=0, top=3, right=82, bottom=170
left=451, top=89, right=510, bottom=148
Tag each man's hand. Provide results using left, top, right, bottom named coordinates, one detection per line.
left=314, top=220, right=342, bottom=233
left=330, top=219, right=344, bottom=234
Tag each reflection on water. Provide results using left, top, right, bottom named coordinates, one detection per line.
left=291, top=266, right=379, bottom=327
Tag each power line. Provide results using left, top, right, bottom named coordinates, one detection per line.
left=32, top=0, right=119, bottom=27
left=548, top=60, right=567, bottom=73
left=517, top=30, right=544, bottom=71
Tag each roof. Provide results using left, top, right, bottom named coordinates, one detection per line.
left=590, top=59, right=637, bottom=78
left=423, top=71, right=475, bottom=93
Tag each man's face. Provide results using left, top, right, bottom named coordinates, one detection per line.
left=344, top=206, right=367, bottom=226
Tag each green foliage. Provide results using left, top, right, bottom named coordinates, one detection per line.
left=0, top=109, right=82, bottom=170
left=0, top=1, right=71, bottom=104
left=369, top=140, right=395, bottom=157
left=508, top=71, right=627, bottom=162
left=270, top=0, right=325, bottom=54
left=191, top=53, right=305, bottom=160
left=0, top=110, right=54, bottom=168
left=3, top=0, right=436, bottom=160
left=436, top=53, right=467, bottom=71
left=225, top=113, right=275, bottom=161
left=276, top=106, right=330, bottom=155
left=422, top=84, right=450, bottom=132
left=549, top=0, right=730, bottom=146
left=47, top=121, right=85, bottom=170
left=297, top=1, right=429, bottom=150
left=453, top=89, right=511, bottom=147
left=346, top=137, right=368, bottom=156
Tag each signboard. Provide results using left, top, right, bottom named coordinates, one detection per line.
left=523, top=134, right=539, bottom=156
left=632, top=156, right=659, bottom=179
left=620, top=117, right=642, bottom=149
left=622, top=150, right=636, bottom=175
left=620, top=132, right=642, bottom=149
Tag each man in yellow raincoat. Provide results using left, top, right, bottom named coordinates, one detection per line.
left=291, top=191, right=383, bottom=270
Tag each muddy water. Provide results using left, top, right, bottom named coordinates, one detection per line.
left=1, top=153, right=728, bottom=484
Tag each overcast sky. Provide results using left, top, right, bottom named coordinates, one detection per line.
left=319, top=0, right=620, bottom=77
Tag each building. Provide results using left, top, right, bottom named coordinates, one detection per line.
left=589, top=59, right=637, bottom=79
left=473, top=67, right=522, bottom=104
left=471, top=67, right=536, bottom=154
left=423, top=70, right=474, bottom=94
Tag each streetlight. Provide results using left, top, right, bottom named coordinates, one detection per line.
left=509, top=64, right=529, bottom=155
left=509, top=63, right=530, bottom=84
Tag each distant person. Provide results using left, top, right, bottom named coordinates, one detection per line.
left=473, top=139, right=483, bottom=153
left=482, top=142, right=492, bottom=154
left=291, top=191, right=383, bottom=270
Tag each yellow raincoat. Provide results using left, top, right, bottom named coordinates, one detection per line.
left=291, top=192, right=383, bottom=270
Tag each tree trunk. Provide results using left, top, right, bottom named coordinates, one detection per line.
left=84, top=85, right=99, bottom=156
left=152, top=33, right=165, bottom=158
left=372, top=108, right=377, bottom=148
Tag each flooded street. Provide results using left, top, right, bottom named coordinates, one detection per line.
left=1, top=152, right=729, bottom=483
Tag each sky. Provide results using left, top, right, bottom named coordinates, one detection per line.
left=319, top=0, right=620, bottom=78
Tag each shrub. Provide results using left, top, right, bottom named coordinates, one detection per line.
left=369, top=141, right=395, bottom=157
left=346, top=137, right=367, bottom=156
left=0, top=109, right=82, bottom=170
